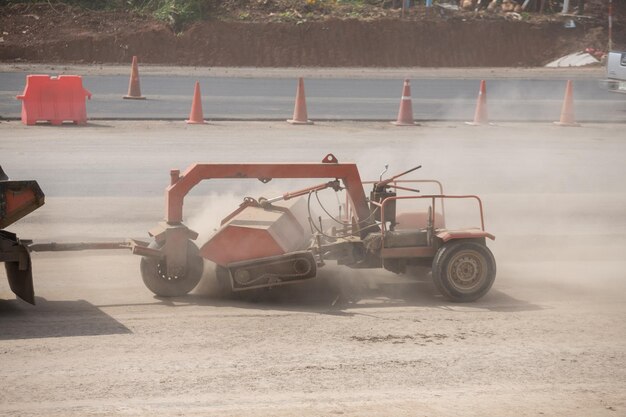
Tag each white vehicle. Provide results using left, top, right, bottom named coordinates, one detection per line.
left=606, top=51, right=626, bottom=93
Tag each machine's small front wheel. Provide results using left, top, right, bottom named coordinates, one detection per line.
left=432, top=240, right=496, bottom=302
left=140, top=240, right=204, bottom=297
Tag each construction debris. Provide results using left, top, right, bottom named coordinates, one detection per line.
left=545, top=51, right=600, bottom=67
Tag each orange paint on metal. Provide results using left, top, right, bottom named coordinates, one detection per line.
left=436, top=230, right=495, bottom=242
left=379, top=194, right=487, bottom=233
left=0, top=181, right=45, bottom=229
left=5, top=188, right=36, bottom=215
left=395, top=211, right=445, bottom=230
left=202, top=226, right=286, bottom=265
left=164, top=160, right=372, bottom=237
left=201, top=199, right=311, bottom=265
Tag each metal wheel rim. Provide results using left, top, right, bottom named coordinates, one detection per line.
left=156, top=261, right=181, bottom=281
left=446, top=249, right=488, bottom=293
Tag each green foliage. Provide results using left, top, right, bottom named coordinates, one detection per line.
left=128, top=0, right=217, bottom=30
left=338, top=0, right=384, bottom=4
left=5, top=0, right=387, bottom=26
left=4, top=0, right=122, bottom=9
left=150, top=0, right=204, bottom=30
left=6, top=0, right=216, bottom=30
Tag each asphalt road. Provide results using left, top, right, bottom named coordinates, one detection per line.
left=1, top=121, right=625, bottom=416
left=1, top=71, right=625, bottom=121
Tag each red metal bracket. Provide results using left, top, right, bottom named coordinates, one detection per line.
left=164, top=161, right=373, bottom=237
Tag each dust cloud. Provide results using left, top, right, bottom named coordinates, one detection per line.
left=4, top=120, right=625, bottom=416
left=187, top=193, right=249, bottom=248
left=345, top=125, right=626, bottom=303
left=425, top=79, right=596, bottom=122
left=183, top=122, right=626, bottom=305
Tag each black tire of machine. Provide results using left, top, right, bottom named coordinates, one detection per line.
left=431, top=240, right=496, bottom=302
left=140, top=240, right=204, bottom=297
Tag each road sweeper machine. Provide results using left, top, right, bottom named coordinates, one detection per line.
left=133, top=154, right=496, bottom=302
left=2, top=154, right=496, bottom=303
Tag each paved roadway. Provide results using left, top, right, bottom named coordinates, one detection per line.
left=1, top=121, right=625, bottom=416
left=1, top=70, right=625, bottom=121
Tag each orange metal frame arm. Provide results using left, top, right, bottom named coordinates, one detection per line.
left=165, top=162, right=371, bottom=227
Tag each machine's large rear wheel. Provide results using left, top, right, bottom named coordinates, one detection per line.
left=140, top=240, right=204, bottom=297
left=432, top=240, right=496, bottom=302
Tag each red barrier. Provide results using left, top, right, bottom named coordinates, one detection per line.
left=16, top=75, right=92, bottom=125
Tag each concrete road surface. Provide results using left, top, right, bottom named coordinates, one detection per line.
left=1, top=121, right=625, bottom=416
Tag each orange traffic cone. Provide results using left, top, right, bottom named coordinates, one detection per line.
left=123, top=56, right=145, bottom=100
left=392, top=79, right=417, bottom=126
left=287, top=77, right=313, bottom=125
left=466, top=80, right=490, bottom=126
left=554, top=80, right=580, bottom=126
left=186, top=81, right=206, bottom=124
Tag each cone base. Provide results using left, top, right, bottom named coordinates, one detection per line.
left=123, top=95, right=146, bottom=100
left=391, top=121, right=418, bottom=126
left=287, top=119, right=313, bottom=125
left=465, top=121, right=494, bottom=126
left=186, top=119, right=207, bottom=124
left=553, top=121, right=580, bottom=127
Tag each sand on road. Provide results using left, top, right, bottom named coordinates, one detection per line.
left=1, top=121, right=625, bottom=416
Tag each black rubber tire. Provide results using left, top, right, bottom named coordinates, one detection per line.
left=432, top=240, right=496, bottom=302
left=140, top=240, right=204, bottom=297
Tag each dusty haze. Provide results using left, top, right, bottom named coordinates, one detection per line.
left=1, top=120, right=625, bottom=416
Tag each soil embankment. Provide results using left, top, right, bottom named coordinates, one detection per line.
left=0, top=4, right=622, bottom=67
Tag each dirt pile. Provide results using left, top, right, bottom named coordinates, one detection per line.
left=0, top=3, right=623, bottom=67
